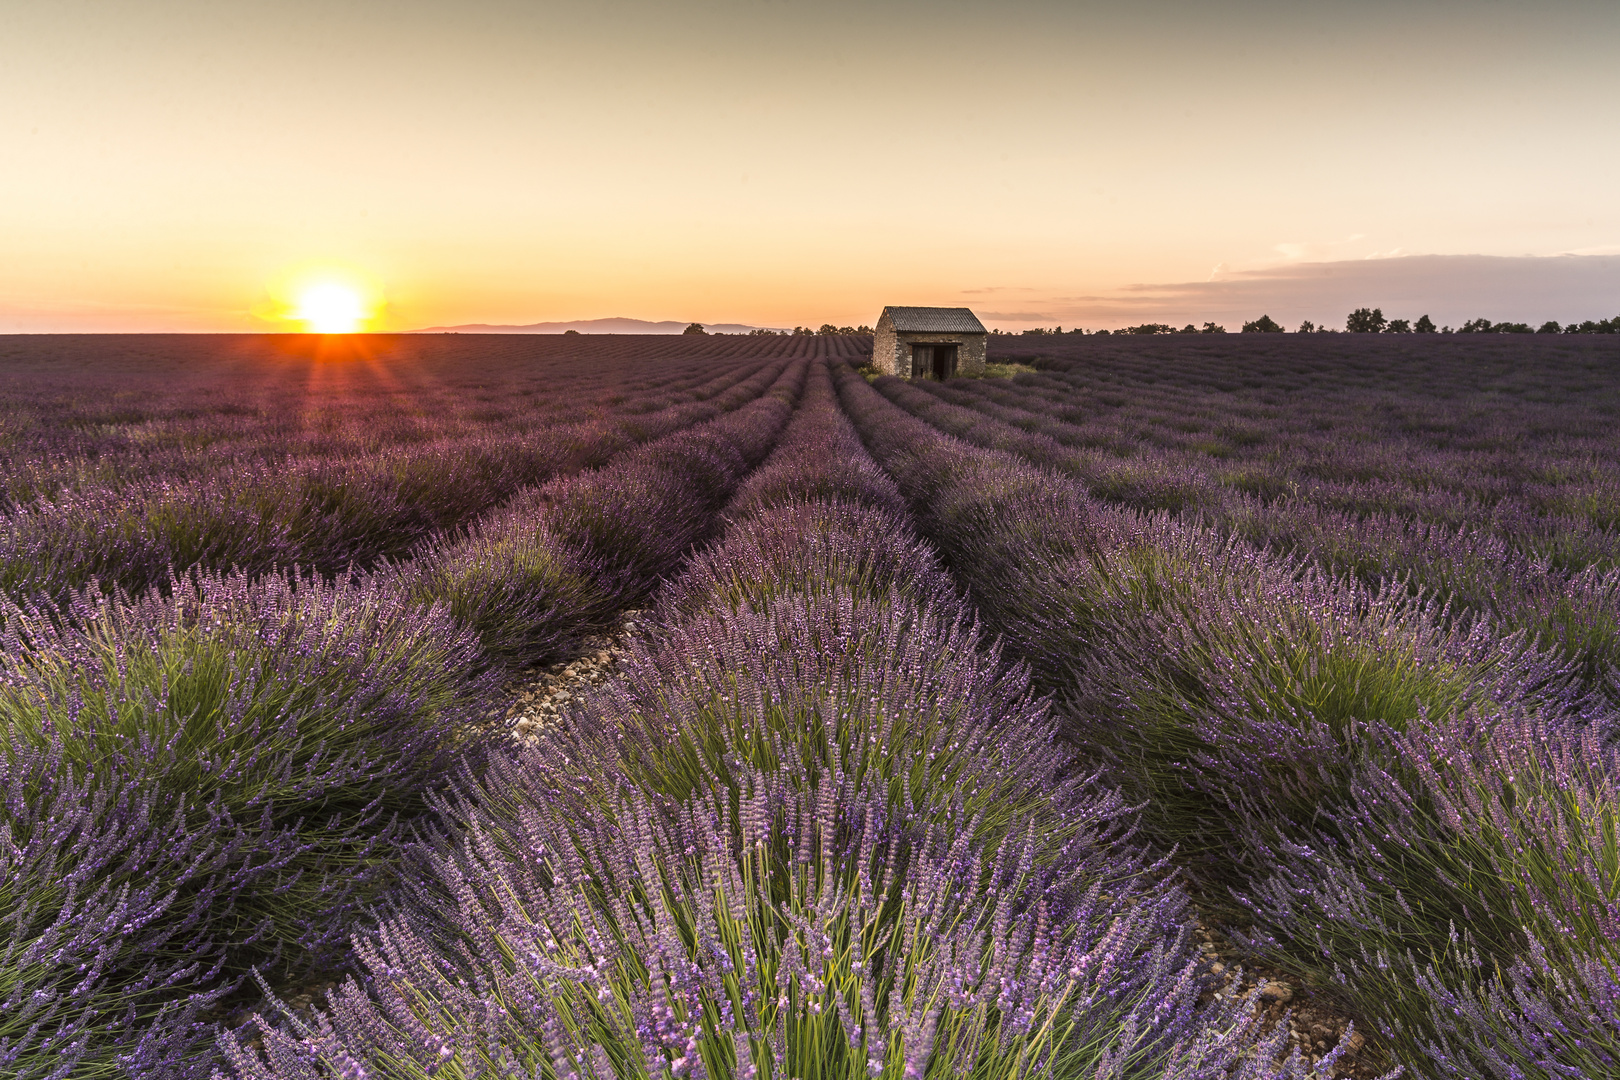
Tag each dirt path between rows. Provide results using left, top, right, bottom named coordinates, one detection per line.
left=500, top=608, right=645, bottom=743
left=1194, top=917, right=1388, bottom=1079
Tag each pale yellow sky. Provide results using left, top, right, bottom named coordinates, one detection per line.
left=3, top=0, right=1617, bottom=331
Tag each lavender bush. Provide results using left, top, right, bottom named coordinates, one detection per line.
left=221, top=767, right=1315, bottom=1080
left=1084, top=557, right=1584, bottom=865
left=400, top=518, right=613, bottom=671
left=0, top=744, right=236, bottom=1079
left=1235, top=704, right=1620, bottom=1077
left=0, top=569, right=500, bottom=1074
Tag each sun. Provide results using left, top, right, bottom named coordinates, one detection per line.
left=294, top=281, right=368, bottom=333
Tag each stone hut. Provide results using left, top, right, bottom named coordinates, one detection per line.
left=871, top=307, right=988, bottom=379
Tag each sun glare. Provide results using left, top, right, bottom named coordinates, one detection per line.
left=294, top=282, right=368, bottom=333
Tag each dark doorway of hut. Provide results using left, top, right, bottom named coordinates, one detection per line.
left=912, top=343, right=958, bottom=380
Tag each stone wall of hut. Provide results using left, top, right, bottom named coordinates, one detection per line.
left=870, top=327, right=986, bottom=378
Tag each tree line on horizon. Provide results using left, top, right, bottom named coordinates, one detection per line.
left=684, top=322, right=874, bottom=336
left=997, top=309, right=1620, bottom=336
left=682, top=312, right=1619, bottom=338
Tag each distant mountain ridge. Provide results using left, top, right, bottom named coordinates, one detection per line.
left=409, top=317, right=777, bottom=334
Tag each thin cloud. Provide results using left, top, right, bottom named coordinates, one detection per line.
left=1032, top=254, right=1620, bottom=329
left=980, top=310, right=1057, bottom=321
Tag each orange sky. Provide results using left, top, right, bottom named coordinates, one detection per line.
left=3, top=0, right=1617, bottom=332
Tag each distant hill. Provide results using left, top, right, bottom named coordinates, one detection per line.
left=409, top=317, right=777, bottom=334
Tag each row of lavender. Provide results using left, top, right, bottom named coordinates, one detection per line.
left=963, top=336, right=1620, bottom=565
left=0, top=332, right=870, bottom=505
left=833, top=361, right=1620, bottom=1078
left=0, top=359, right=808, bottom=1078
left=0, top=336, right=760, bottom=506
left=973, top=339, right=1616, bottom=535
left=874, top=342, right=1620, bottom=705
left=217, top=361, right=1342, bottom=1080
left=0, top=339, right=802, bottom=605
left=981, top=335, right=1617, bottom=524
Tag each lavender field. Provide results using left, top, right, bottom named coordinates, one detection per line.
left=3, top=332, right=1617, bottom=1080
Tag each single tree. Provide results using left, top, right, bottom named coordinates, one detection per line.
left=683, top=322, right=706, bottom=335
left=1538, top=321, right=1563, bottom=334
left=1297, top=320, right=1316, bottom=333
left=1414, top=315, right=1437, bottom=333
left=1201, top=322, right=1227, bottom=334
left=1386, top=318, right=1412, bottom=334
left=1241, top=315, right=1284, bottom=333
left=1346, top=308, right=1387, bottom=333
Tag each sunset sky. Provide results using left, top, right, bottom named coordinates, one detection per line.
left=4, top=0, right=1617, bottom=333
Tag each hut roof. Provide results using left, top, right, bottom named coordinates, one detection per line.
left=882, top=306, right=987, bottom=334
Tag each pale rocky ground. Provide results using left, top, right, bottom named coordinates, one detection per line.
left=1196, top=920, right=1386, bottom=1079
left=500, top=608, right=644, bottom=743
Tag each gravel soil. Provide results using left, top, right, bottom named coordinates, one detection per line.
left=1196, top=919, right=1393, bottom=1079
left=499, top=609, right=644, bottom=743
